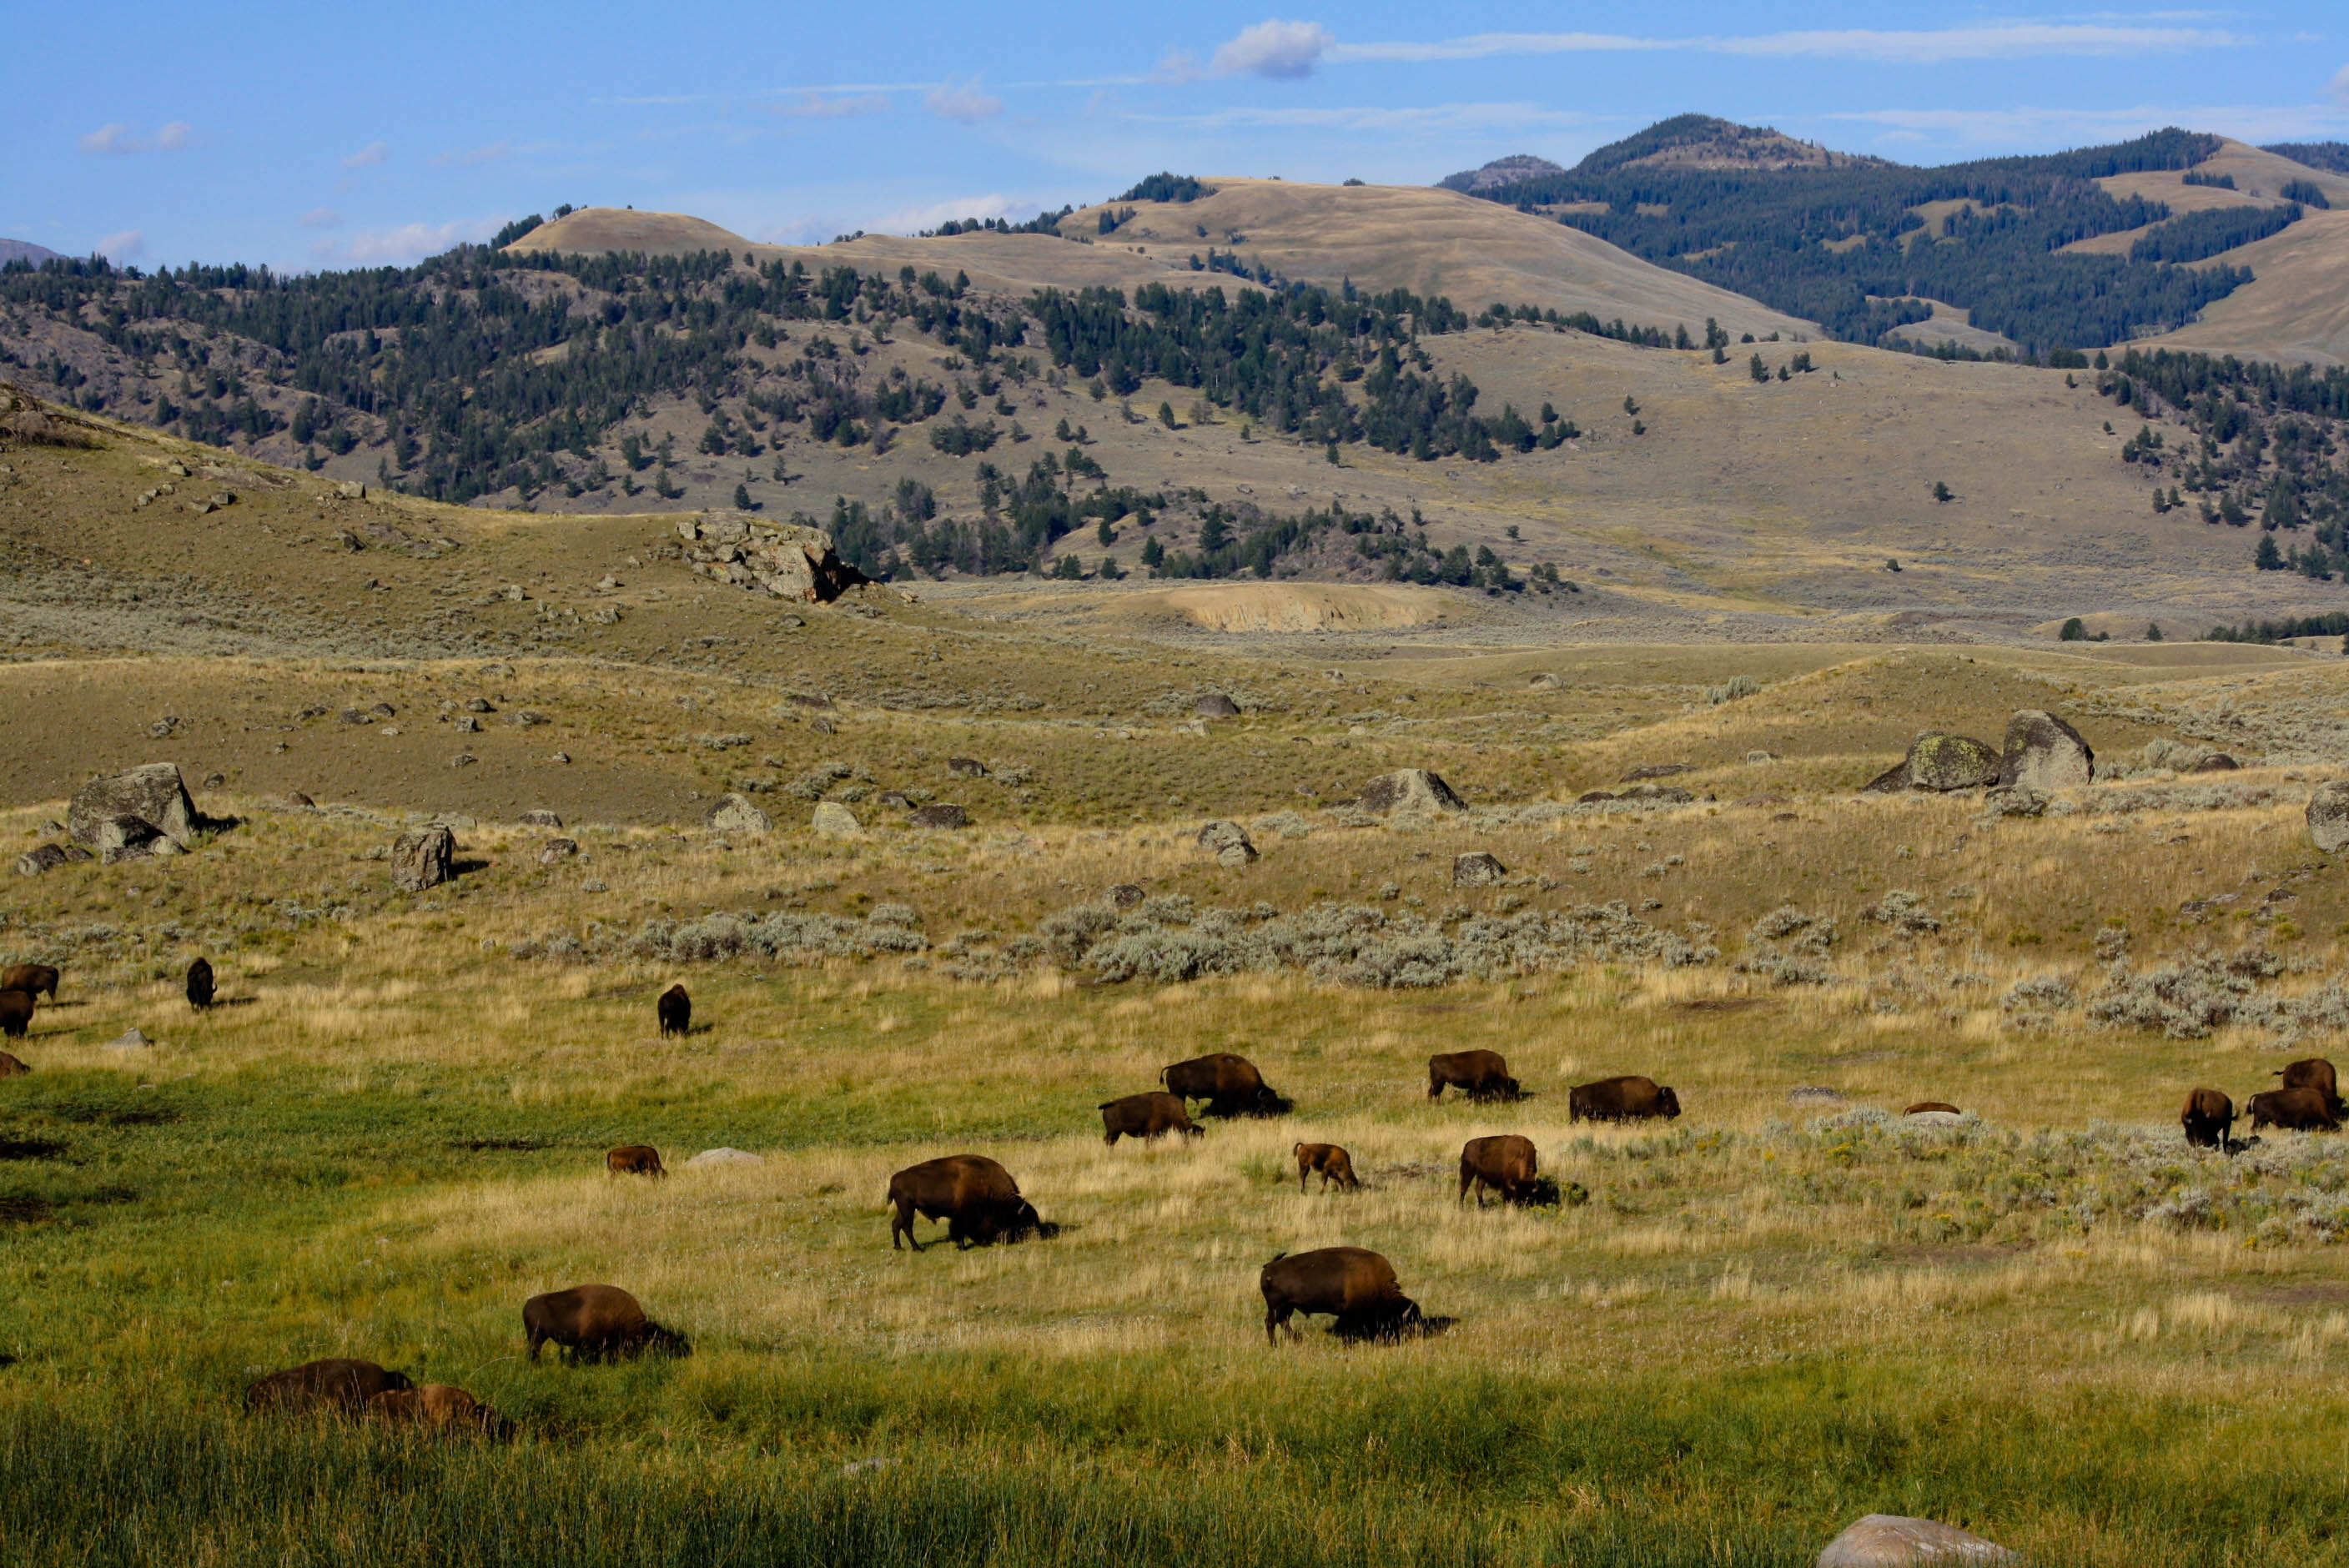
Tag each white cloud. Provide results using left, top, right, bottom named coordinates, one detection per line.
left=1325, top=22, right=2245, bottom=66
left=768, top=91, right=889, bottom=118
left=340, top=141, right=389, bottom=168
left=80, top=122, right=191, bottom=155
left=1828, top=102, right=2349, bottom=147
left=319, top=217, right=506, bottom=267
left=1210, top=19, right=1335, bottom=78
left=925, top=78, right=1001, bottom=124
left=436, top=140, right=511, bottom=167
left=96, top=229, right=144, bottom=261
left=153, top=121, right=191, bottom=150
left=299, top=208, right=343, bottom=230
left=2327, top=64, right=2349, bottom=106
left=80, top=123, right=133, bottom=153
left=865, top=193, right=1022, bottom=234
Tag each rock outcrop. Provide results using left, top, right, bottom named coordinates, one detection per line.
left=812, top=802, right=861, bottom=836
left=68, top=763, right=198, bottom=858
left=1196, top=820, right=1258, bottom=867
left=2309, top=781, right=2349, bottom=852
left=1452, top=852, right=1506, bottom=886
left=1358, top=769, right=1466, bottom=815
left=1997, top=710, right=2093, bottom=792
left=1195, top=693, right=1240, bottom=718
left=674, top=514, right=868, bottom=602
left=390, top=825, right=455, bottom=892
left=1864, top=733, right=2000, bottom=793
left=909, top=804, right=968, bottom=829
left=704, top=794, right=775, bottom=836
left=1814, top=1514, right=2015, bottom=1566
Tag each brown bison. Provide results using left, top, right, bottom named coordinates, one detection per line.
left=370, top=1384, right=512, bottom=1439
left=2180, top=1088, right=2235, bottom=1149
left=1294, top=1142, right=1361, bottom=1193
left=1569, top=1075, right=1681, bottom=1123
left=1260, top=1246, right=1429, bottom=1344
left=1904, top=1102, right=1961, bottom=1116
left=522, top=1284, right=691, bottom=1363
left=1099, top=1091, right=1202, bottom=1146
left=0, top=1052, right=26, bottom=1078
left=1426, top=1049, right=1523, bottom=1103
left=606, top=1145, right=666, bottom=1178
left=0, top=964, right=58, bottom=1002
left=2276, top=1058, right=2343, bottom=1118
left=656, top=983, right=690, bottom=1036
left=1161, top=1053, right=1290, bottom=1117
left=0, top=990, right=32, bottom=1040
left=888, top=1153, right=1049, bottom=1251
left=1458, top=1133, right=1539, bottom=1206
left=186, top=957, right=214, bottom=1011
left=246, top=1358, right=414, bottom=1415
left=2248, top=1087, right=2340, bottom=1133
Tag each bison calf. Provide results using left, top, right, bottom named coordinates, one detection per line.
left=1260, top=1246, right=1427, bottom=1344
left=1568, top=1075, right=1681, bottom=1123
left=522, top=1284, right=691, bottom=1364
left=0, top=990, right=30, bottom=1040
left=2249, top=1087, right=2339, bottom=1133
left=2180, top=1088, right=2235, bottom=1149
left=247, top=1358, right=414, bottom=1415
left=1161, top=1053, right=1291, bottom=1118
left=1458, top=1133, right=1539, bottom=1206
left=0, top=1051, right=27, bottom=1078
left=656, top=983, right=691, bottom=1037
left=370, top=1384, right=511, bottom=1440
left=1904, top=1101, right=1961, bottom=1116
left=606, top=1145, right=666, bottom=1178
left=1427, top=1049, right=1522, bottom=1103
left=888, top=1153, right=1048, bottom=1251
left=186, top=957, right=214, bottom=1011
left=2276, top=1058, right=2343, bottom=1118
left=1294, top=1142, right=1360, bottom=1193
left=1099, top=1091, right=1201, bottom=1146
left=0, top=964, right=58, bottom=1002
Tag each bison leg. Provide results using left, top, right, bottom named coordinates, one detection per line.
left=526, top=1329, right=545, bottom=1364
left=892, top=1197, right=922, bottom=1252
left=1265, top=1301, right=1294, bottom=1346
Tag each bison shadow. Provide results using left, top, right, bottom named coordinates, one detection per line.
left=1328, top=1304, right=1456, bottom=1344
left=1205, top=1092, right=1295, bottom=1119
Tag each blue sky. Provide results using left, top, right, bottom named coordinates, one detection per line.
left=10, top=1, right=2349, bottom=271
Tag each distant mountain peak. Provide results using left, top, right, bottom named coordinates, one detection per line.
left=1574, top=114, right=1888, bottom=176
left=0, top=238, right=67, bottom=268
left=1437, top=154, right=1566, bottom=193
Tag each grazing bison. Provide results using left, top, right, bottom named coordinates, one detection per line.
left=0, top=964, right=58, bottom=1002
left=1904, top=1102, right=1961, bottom=1116
left=1160, top=1053, right=1291, bottom=1118
left=1260, top=1246, right=1426, bottom=1345
left=246, top=1358, right=413, bottom=1415
left=1294, top=1142, right=1361, bottom=1193
left=370, top=1384, right=511, bottom=1439
left=1569, top=1075, right=1681, bottom=1123
left=0, top=1052, right=26, bottom=1078
left=2249, top=1087, right=2340, bottom=1133
left=1426, top=1049, right=1523, bottom=1103
left=2276, top=1058, right=2343, bottom=1118
left=606, top=1145, right=666, bottom=1178
left=888, top=1153, right=1048, bottom=1251
left=1458, top=1133, right=1539, bottom=1206
left=0, top=990, right=30, bottom=1040
left=656, top=984, right=691, bottom=1037
left=1099, top=1091, right=1202, bottom=1146
left=522, top=1284, right=691, bottom=1363
left=186, top=957, right=214, bottom=1011
left=2180, top=1088, right=2236, bottom=1150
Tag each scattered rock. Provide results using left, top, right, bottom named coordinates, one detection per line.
left=1527, top=672, right=1562, bottom=691
left=69, top=763, right=198, bottom=854
left=812, top=802, right=861, bottom=836
left=390, top=825, right=455, bottom=892
left=466, top=697, right=495, bottom=713
left=2187, top=753, right=2239, bottom=773
left=1357, top=769, right=1466, bottom=815
left=781, top=692, right=832, bottom=711
left=1109, top=882, right=1145, bottom=909
left=1578, top=789, right=1619, bottom=804
left=148, top=716, right=179, bottom=739
left=1867, top=732, right=2000, bottom=793
left=450, top=754, right=476, bottom=768
left=453, top=716, right=480, bottom=732
left=1788, top=1087, right=1845, bottom=1105
left=339, top=708, right=371, bottom=725
left=811, top=717, right=836, bottom=736
left=551, top=752, right=571, bottom=765
left=13, top=844, right=69, bottom=877
left=334, top=480, right=367, bottom=500
left=203, top=772, right=224, bottom=788
left=704, top=795, right=775, bottom=836
left=538, top=838, right=579, bottom=865
left=1997, top=709, right=2093, bottom=792
left=909, top=803, right=969, bottom=830
left=1744, top=750, right=1775, bottom=765
left=1982, top=787, right=2048, bottom=818
left=876, top=791, right=913, bottom=810
left=508, top=710, right=548, bottom=728
left=370, top=703, right=395, bottom=719
left=1815, top=1515, right=2015, bottom=1567
left=1451, top=852, right=1506, bottom=886
left=520, top=809, right=563, bottom=829
left=1620, top=763, right=1691, bottom=781
left=1196, top=820, right=1258, bottom=867
left=1195, top=693, right=1241, bottom=718
left=1619, top=783, right=1694, bottom=804
left=947, top=756, right=989, bottom=777
left=673, top=514, right=871, bottom=602
left=682, top=1147, right=765, bottom=1168
left=2309, top=781, right=2349, bottom=853
left=104, top=1028, right=153, bottom=1053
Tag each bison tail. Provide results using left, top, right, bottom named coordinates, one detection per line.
left=1264, top=1250, right=1287, bottom=1265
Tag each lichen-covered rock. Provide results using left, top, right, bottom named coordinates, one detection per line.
left=1998, top=709, right=2094, bottom=792
left=1870, top=733, right=1999, bottom=793
left=1196, top=820, right=1257, bottom=867
left=2310, top=781, right=2349, bottom=853
left=703, top=794, right=774, bottom=836
left=946, top=756, right=989, bottom=777
left=908, top=804, right=969, bottom=830
left=812, top=802, right=861, bottom=836
left=1815, top=1514, right=2015, bottom=1566
left=1452, top=852, right=1506, bottom=886
left=1357, top=769, right=1466, bottom=815
left=68, top=763, right=196, bottom=852
left=537, top=837, right=578, bottom=865
left=673, top=513, right=870, bottom=602
left=520, top=809, right=563, bottom=829
left=14, top=844, right=69, bottom=877
left=1195, top=693, right=1240, bottom=718
left=390, top=825, right=455, bottom=892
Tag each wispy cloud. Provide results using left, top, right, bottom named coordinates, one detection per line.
left=1314, top=21, right=2248, bottom=66
left=866, top=193, right=1022, bottom=234
left=79, top=121, right=191, bottom=155
left=1829, top=101, right=2349, bottom=146
left=1210, top=20, right=1335, bottom=78
left=340, top=141, right=389, bottom=168
left=436, top=140, right=511, bottom=167
left=96, top=229, right=144, bottom=261
left=314, top=216, right=506, bottom=266
left=2327, top=63, right=2349, bottom=106
left=925, top=78, right=1001, bottom=124
left=299, top=208, right=343, bottom=230
left=768, top=90, right=890, bottom=118
left=1134, top=101, right=1599, bottom=134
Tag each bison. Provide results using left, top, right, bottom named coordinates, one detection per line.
left=2248, top=1087, right=2340, bottom=1133
left=1426, top=1049, right=1523, bottom=1103
left=606, top=1145, right=666, bottom=1178
left=0, top=990, right=29, bottom=1040
left=1099, top=1091, right=1202, bottom=1146
left=1260, top=1246, right=1427, bottom=1345
left=186, top=957, right=214, bottom=1011
left=369, top=1384, right=511, bottom=1439
left=0, top=964, right=58, bottom=1002
left=888, top=1153, right=1049, bottom=1251
left=2276, top=1058, right=2343, bottom=1118
left=0, top=1052, right=26, bottom=1078
left=656, top=983, right=691, bottom=1037
left=522, top=1284, right=691, bottom=1364
left=2180, top=1088, right=2235, bottom=1149
left=1569, top=1075, right=1681, bottom=1123
left=1294, top=1142, right=1361, bottom=1193
left=1458, top=1133, right=1539, bottom=1206
left=246, top=1358, right=414, bottom=1415
left=1160, top=1053, right=1290, bottom=1118
left=1904, top=1102, right=1961, bottom=1116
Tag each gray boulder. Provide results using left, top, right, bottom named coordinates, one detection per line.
left=1815, top=1515, right=2015, bottom=1566
left=1867, top=733, right=2000, bottom=793
left=1196, top=820, right=1258, bottom=867
left=14, top=844, right=70, bottom=877
left=1108, top=882, right=1146, bottom=908
left=538, top=837, right=579, bottom=865
left=1527, top=671, right=1562, bottom=691
left=390, top=825, right=455, bottom=892
left=909, top=804, right=969, bottom=830
left=520, top=808, right=563, bottom=829
left=1195, top=693, right=1240, bottom=718
left=2310, top=781, right=2349, bottom=853
left=683, top=1147, right=765, bottom=1169
left=1452, top=852, right=1506, bottom=886
left=946, top=756, right=989, bottom=777
left=812, top=802, right=861, bottom=836
left=1982, top=787, right=2048, bottom=818
left=1997, top=709, right=2093, bottom=792
left=1358, top=769, right=1466, bottom=815
left=2187, top=753, right=2239, bottom=773
left=1620, top=763, right=1691, bottom=782
left=68, top=763, right=197, bottom=852
left=703, top=794, right=775, bottom=836
left=104, top=1028, right=153, bottom=1053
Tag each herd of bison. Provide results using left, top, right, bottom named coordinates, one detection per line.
left=2, top=964, right=2344, bottom=1439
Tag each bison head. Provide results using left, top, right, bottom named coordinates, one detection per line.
left=385, top=1369, right=416, bottom=1392
left=1657, top=1088, right=1682, bottom=1119
left=640, top=1324, right=693, bottom=1359
left=1250, top=1088, right=1295, bottom=1117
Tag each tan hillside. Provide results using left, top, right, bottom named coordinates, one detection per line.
left=1063, top=178, right=1812, bottom=339
left=506, top=207, right=755, bottom=257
